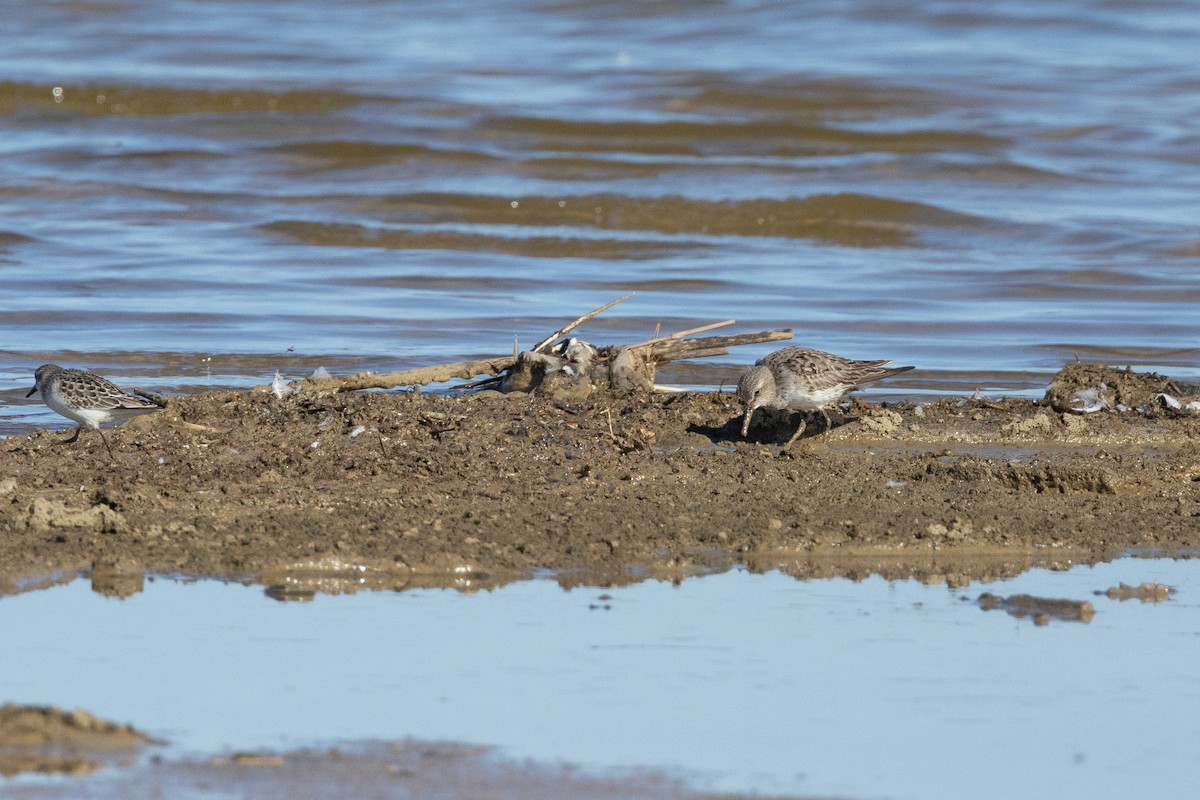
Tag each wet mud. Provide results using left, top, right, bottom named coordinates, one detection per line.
left=0, top=735, right=793, bottom=800
left=1, top=365, right=1198, bottom=596
left=0, top=705, right=155, bottom=778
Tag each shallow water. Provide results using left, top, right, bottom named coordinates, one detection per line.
left=3, top=0, right=1200, bottom=433
left=2, top=558, right=1198, bottom=799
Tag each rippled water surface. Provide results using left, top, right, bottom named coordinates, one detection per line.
left=2, top=0, right=1198, bottom=431
left=2, top=559, right=1199, bottom=799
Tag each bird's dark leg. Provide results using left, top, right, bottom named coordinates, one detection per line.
left=818, top=408, right=832, bottom=434
left=97, top=429, right=115, bottom=460
left=58, top=426, right=82, bottom=445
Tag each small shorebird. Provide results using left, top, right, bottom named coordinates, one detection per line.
left=26, top=364, right=165, bottom=457
left=737, top=346, right=914, bottom=446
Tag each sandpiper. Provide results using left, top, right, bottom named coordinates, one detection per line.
left=26, top=364, right=165, bottom=457
left=737, top=346, right=914, bottom=446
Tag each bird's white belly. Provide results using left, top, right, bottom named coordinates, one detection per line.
left=44, top=392, right=107, bottom=429
left=780, top=385, right=846, bottom=411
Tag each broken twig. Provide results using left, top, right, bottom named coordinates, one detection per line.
left=631, top=328, right=793, bottom=364
left=530, top=292, right=635, bottom=353
left=274, top=293, right=791, bottom=399
left=290, top=357, right=516, bottom=397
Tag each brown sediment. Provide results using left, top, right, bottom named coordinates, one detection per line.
left=0, top=364, right=1197, bottom=596
left=977, top=593, right=1096, bottom=624
left=1102, top=582, right=1174, bottom=602
left=0, top=704, right=157, bottom=778
left=0, top=738, right=800, bottom=799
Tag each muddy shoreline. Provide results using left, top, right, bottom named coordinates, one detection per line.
left=2, top=365, right=1198, bottom=596
left=0, top=711, right=787, bottom=800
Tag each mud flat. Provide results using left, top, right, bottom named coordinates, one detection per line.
left=1, top=365, right=1197, bottom=594
left=0, top=731, right=787, bottom=800
left=0, top=703, right=792, bottom=798
left=0, top=704, right=154, bottom=778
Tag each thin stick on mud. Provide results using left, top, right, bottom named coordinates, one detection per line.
left=530, top=292, right=635, bottom=353
left=291, top=357, right=517, bottom=396
left=635, top=328, right=793, bottom=364
left=625, top=320, right=735, bottom=349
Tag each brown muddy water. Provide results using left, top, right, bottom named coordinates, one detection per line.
left=2, top=0, right=1200, bottom=435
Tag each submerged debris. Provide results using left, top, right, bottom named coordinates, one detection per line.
left=977, top=592, right=1095, bottom=625
left=1101, top=582, right=1173, bottom=603
left=211, top=752, right=285, bottom=768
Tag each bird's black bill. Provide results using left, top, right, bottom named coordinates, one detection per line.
left=25, top=386, right=37, bottom=398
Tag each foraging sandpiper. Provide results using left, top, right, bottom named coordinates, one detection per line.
left=737, top=346, right=913, bottom=445
left=26, top=364, right=165, bottom=457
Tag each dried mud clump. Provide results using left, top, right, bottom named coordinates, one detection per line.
left=497, top=340, right=657, bottom=400
left=1045, top=362, right=1200, bottom=413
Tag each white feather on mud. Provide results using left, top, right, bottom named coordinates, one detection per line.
left=1156, top=392, right=1182, bottom=410
left=1155, top=393, right=1200, bottom=413
left=270, top=370, right=288, bottom=400
left=1070, top=386, right=1111, bottom=413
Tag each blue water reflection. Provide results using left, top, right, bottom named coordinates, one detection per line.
left=1, top=558, right=1197, bottom=799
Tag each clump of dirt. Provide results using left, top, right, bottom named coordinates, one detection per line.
left=1, top=372, right=1199, bottom=594
left=916, top=455, right=1118, bottom=494
left=0, top=704, right=157, bottom=777
left=1045, top=362, right=1200, bottom=412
